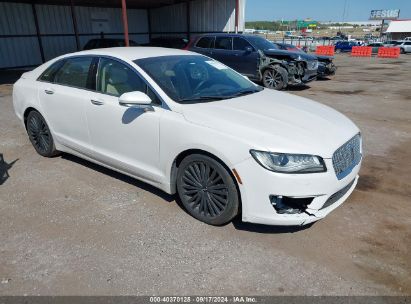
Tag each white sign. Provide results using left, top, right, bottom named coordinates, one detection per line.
left=370, top=9, right=400, bottom=20
left=91, top=12, right=110, bottom=33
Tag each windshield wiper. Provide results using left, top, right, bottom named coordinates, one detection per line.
left=178, top=88, right=262, bottom=103
left=178, top=95, right=227, bottom=103
left=228, top=88, right=262, bottom=97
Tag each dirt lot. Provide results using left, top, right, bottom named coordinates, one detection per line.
left=0, top=54, right=410, bottom=296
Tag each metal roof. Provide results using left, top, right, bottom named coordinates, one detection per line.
left=2, top=0, right=192, bottom=9
left=386, top=20, right=411, bottom=33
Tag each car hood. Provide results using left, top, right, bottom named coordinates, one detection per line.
left=263, top=49, right=318, bottom=61
left=181, top=89, right=359, bottom=158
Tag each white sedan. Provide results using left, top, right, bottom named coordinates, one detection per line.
left=13, top=47, right=362, bottom=226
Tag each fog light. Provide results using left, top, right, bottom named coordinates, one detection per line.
left=269, top=195, right=313, bottom=214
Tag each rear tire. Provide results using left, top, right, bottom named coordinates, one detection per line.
left=176, top=154, right=239, bottom=226
left=26, top=111, right=59, bottom=157
left=262, top=66, right=288, bottom=90
left=400, top=48, right=405, bottom=54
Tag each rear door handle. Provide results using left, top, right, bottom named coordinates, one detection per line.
left=44, top=89, right=54, bottom=95
left=90, top=99, right=104, bottom=106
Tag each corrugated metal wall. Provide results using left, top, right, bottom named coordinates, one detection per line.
left=190, top=0, right=235, bottom=32
left=150, top=2, right=187, bottom=34
left=0, top=2, right=148, bottom=68
left=1, top=0, right=246, bottom=69
left=0, top=2, right=42, bottom=68
left=150, top=0, right=246, bottom=35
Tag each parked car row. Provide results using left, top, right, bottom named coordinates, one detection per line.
left=382, top=40, right=411, bottom=53
left=82, top=34, right=336, bottom=91
left=332, top=39, right=411, bottom=54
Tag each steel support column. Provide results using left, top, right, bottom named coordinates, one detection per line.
left=31, top=3, right=45, bottom=63
left=69, top=0, right=80, bottom=51
left=147, top=8, right=152, bottom=42
left=186, top=0, right=191, bottom=40
left=235, top=0, right=239, bottom=33
left=121, top=0, right=130, bottom=46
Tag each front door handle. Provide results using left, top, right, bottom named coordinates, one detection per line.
left=90, top=99, right=104, bottom=106
left=44, top=89, right=54, bottom=95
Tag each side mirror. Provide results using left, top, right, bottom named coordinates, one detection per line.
left=119, top=91, right=152, bottom=108
left=245, top=46, right=253, bottom=53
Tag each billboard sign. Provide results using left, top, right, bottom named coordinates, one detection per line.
left=370, top=9, right=400, bottom=20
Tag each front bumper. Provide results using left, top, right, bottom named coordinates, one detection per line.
left=301, top=69, right=318, bottom=83
left=234, top=157, right=361, bottom=226
left=317, top=62, right=337, bottom=78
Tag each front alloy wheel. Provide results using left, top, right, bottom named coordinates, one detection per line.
left=262, top=66, right=288, bottom=90
left=177, top=154, right=239, bottom=225
left=26, top=111, right=58, bottom=157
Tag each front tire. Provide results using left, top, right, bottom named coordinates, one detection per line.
left=262, top=66, right=288, bottom=90
left=400, top=48, right=405, bottom=54
left=176, top=154, right=239, bottom=225
left=26, top=111, right=58, bottom=157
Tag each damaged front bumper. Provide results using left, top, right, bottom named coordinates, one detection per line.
left=234, top=156, right=361, bottom=226
left=318, top=61, right=337, bottom=78
left=285, top=60, right=318, bottom=85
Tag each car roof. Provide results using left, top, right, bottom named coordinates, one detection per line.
left=65, top=47, right=196, bottom=61
left=195, top=33, right=262, bottom=39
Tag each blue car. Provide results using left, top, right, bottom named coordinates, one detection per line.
left=188, top=34, right=318, bottom=90
left=334, top=41, right=358, bottom=53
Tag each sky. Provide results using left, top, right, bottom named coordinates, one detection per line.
left=245, top=0, right=411, bottom=22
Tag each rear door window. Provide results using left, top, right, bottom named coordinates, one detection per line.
left=233, top=37, right=253, bottom=51
left=215, top=37, right=233, bottom=50
left=38, top=60, right=66, bottom=82
left=54, top=57, right=93, bottom=89
left=196, top=36, right=215, bottom=49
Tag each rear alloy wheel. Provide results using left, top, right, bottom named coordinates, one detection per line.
left=262, top=66, right=288, bottom=90
left=177, top=154, right=239, bottom=225
left=26, top=111, right=58, bottom=157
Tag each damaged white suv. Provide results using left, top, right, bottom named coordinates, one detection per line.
left=13, top=47, right=362, bottom=226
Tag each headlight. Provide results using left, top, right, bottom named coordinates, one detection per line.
left=250, top=150, right=326, bottom=173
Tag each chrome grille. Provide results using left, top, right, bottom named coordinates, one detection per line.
left=332, top=134, right=362, bottom=180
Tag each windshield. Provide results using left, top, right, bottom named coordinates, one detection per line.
left=246, top=36, right=278, bottom=51
left=135, top=55, right=262, bottom=103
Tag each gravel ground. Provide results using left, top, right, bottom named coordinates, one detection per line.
left=0, top=54, right=410, bottom=296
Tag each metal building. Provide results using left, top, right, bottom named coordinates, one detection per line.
left=0, top=0, right=246, bottom=69
left=386, top=20, right=411, bottom=40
